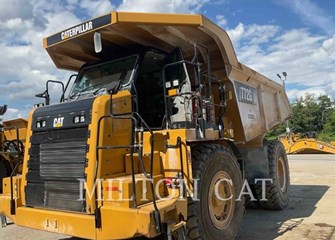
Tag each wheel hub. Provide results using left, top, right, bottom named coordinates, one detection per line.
left=208, top=171, right=235, bottom=229
left=277, top=157, right=287, bottom=192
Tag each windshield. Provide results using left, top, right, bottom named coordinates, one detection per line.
left=69, top=55, right=138, bottom=98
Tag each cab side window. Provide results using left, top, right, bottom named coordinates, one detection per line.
left=136, top=51, right=166, bottom=129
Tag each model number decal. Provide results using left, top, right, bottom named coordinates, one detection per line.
left=53, top=117, right=64, bottom=128
left=235, top=82, right=257, bottom=105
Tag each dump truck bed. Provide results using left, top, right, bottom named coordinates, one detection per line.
left=44, top=12, right=292, bottom=143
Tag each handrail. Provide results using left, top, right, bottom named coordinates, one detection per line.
left=62, top=74, right=77, bottom=102
left=166, top=137, right=185, bottom=198
left=95, top=93, right=161, bottom=231
left=193, top=42, right=212, bottom=99
left=1, top=126, right=22, bottom=156
left=1, top=126, right=23, bottom=216
left=10, top=159, right=22, bottom=215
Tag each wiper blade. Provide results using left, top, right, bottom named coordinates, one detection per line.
left=69, top=82, right=106, bottom=99
left=93, top=86, right=106, bottom=96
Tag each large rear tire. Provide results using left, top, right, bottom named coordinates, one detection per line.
left=186, top=144, right=244, bottom=240
left=257, top=141, right=290, bottom=210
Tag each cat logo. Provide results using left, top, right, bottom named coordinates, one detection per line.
left=53, top=117, right=64, bottom=128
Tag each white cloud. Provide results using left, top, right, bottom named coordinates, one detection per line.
left=216, top=14, right=227, bottom=28
left=0, top=0, right=34, bottom=21
left=79, top=0, right=115, bottom=17
left=0, top=0, right=83, bottom=121
left=227, top=23, right=279, bottom=46
left=117, top=0, right=208, bottom=13
left=1, top=108, right=22, bottom=121
left=286, top=88, right=327, bottom=101
left=227, top=23, right=335, bottom=101
left=279, top=0, right=335, bottom=35
left=226, top=23, right=244, bottom=43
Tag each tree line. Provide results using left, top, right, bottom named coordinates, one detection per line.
left=266, top=94, right=335, bottom=142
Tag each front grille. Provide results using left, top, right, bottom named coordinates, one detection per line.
left=25, top=127, right=88, bottom=212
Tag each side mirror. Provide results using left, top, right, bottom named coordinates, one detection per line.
left=106, top=81, right=122, bottom=95
left=36, top=80, right=65, bottom=106
left=35, top=90, right=50, bottom=105
left=0, top=105, right=7, bottom=115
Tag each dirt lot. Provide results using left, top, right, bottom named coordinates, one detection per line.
left=239, top=154, right=335, bottom=240
left=1, top=154, right=335, bottom=240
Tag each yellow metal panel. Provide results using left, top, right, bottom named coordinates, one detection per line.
left=141, top=129, right=193, bottom=190
left=2, top=118, right=28, bottom=141
left=97, top=205, right=152, bottom=239
left=96, top=199, right=187, bottom=239
left=125, top=152, right=163, bottom=176
left=86, top=91, right=132, bottom=213
left=114, top=12, right=202, bottom=26
left=15, top=207, right=96, bottom=239
left=281, top=135, right=335, bottom=154
left=0, top=181, right=186, bottom=239
left=0, top=195, right=18, bottom=222
left=20, top=109, right=35, bottom=205
left=125, top=154, right=139, bottom=174
left=102, top=174, right=165, bottom=208
left=2, top=176, right=21, bottom=197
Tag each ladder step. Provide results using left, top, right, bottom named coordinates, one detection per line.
left=97, top=144, right=142, bottom=150
left=125, top=151, right=162, bottom=176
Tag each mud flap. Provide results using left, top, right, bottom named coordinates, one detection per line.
left=154, top=210, right=162, bottom=232
left=177, top=226, right=186, bottom=240
left=1, top=214, right=7, bottom=228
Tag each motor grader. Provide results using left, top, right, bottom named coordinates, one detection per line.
left=0, top=12, right=292, bottom=239
left=0, top=105, right=27, bottom=193
left=280, top=132, right=335, bottom=154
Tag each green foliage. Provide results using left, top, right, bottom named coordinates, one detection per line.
left=265, top=94, right=335, bottom=142
left=265, top=122, right=286, bottom=141
left=318, top=111, right=335, bottom=142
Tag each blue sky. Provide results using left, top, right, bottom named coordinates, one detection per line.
left=207, top=0, right=335, bottom=35
left=0, top=0, right=334, bottom=120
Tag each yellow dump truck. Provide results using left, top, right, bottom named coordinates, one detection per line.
left=0, top=12, right=292, bottom=239
left=0, top=105, right=27, bottom=193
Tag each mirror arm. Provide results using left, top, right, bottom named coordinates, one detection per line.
left=62, top=74, right=77, bottom=102
left=46, top=80, right=65, bottom=103
left=45, top=92, right=50, bottom=106
left=35, top=90, right=50, bottom=106
left=106, top=80, right=122, bottom=95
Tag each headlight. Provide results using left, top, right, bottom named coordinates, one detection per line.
left=165, top=81, right=171, bottom=88
left=74, top=115, right=85, bottom=123
left=80, top=115, right=85, bottom=123
left=74, top=116, right=80, bottom=124
left=36, top=120, right=47, bottom=128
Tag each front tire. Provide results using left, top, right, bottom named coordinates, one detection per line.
left=186, top=144, right=244, bottom=240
